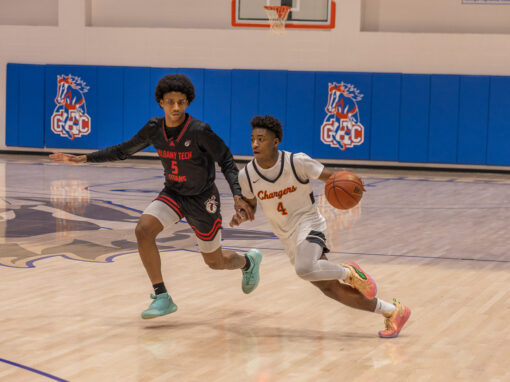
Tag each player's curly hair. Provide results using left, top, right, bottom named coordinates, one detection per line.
left=155, top=74, right=195, bottom=104
left=250, top=115, right=283, bottom=142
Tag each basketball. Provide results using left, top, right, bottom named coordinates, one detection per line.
left=324, top=171, right=365, bottom=210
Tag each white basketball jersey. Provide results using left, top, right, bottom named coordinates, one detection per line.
left=241, top=151, right=326, bottom=242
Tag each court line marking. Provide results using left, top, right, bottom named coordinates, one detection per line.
left=2, top=243, right=508, bottom=269
left=221, top=246, right=510, bottom=263
left=0, top=358, right=68, bottom=382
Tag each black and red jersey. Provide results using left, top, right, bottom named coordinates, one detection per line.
left=86, top=114, right=241, bottom=196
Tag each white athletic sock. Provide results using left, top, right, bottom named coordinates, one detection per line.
left=374, top=298, right=396, bottom=316
left=338, top=265, right=350, bottom=282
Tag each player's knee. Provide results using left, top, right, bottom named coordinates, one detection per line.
left=135, top=220, right=158, bottom=242
left=295, top=262, right=314, bottom=280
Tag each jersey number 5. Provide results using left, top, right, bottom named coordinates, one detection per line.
left=277, top=202, right=288, bottom=215
left=171, top=161, right=178, bottom=174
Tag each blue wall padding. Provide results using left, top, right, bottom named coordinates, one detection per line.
left=487, top=76, right=510, bottom=166
left=428, top=75, right=460, bottom=164
left=6, top=64, right=20, bottom=146
left=457, top=76, right=490, bottom=165
left=399, top=74, right=430, bottom=163
left=123, top=67, right=151, bottom=142
left=370, top=73, right=401, bottom=161
left=5, top=63, right=510, bottom=168
left=285, top=71, right=315, bottom=155
left=18, top=65, right=45, bottom=148
left=96, top=66, right=124, bottom=148
left=203, top=69, right=232, bottom=146
left=5, top=64, right=45, bottom=147
left=230, top=69, right=259, bottom=156
left=259, top=70, right=288, bottom=140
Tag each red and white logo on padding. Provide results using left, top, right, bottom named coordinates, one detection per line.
left=321, top=82, right=365, bottom=151
left=205, top=195, right=218, bottom=214
left=51, top=74, right=91, bottom=140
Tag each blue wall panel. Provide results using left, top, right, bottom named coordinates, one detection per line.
left=285, top=71, right=315, bottom=155
left=428, top=75, right=460, bottom=164
left=123, top=67, right=151, bottom=141
left=230, top=70, right=259, bottom=155
left=457, top=76, right=490, bottom=165
left=5, top=63, right=510, bottom=168
left=96, top=67, right=124, bottom=148
left=18, top=65, right=45, bottom=147
left=203, top=69, right=232, bottom=145
left=487, top=76, right=510, bottom=166
left=5, top=64, right=19, bottom=146
left=370, top=73, right=401, bottom=161
left=259, top=70, right=287, bottom=148
left=313, top=72, right=372, bottom=160
left=399, top=74, right=430, bottom=163
left=44, top=65, right=98, bottom=149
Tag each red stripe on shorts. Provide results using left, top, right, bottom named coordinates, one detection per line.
left=190, top=218, right=222, bottom=241
left=156, top=195, right=183, bottom=219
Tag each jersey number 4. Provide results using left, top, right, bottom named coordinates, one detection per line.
left=277, top=202, right=288, bottom=215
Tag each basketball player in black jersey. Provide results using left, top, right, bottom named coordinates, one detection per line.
left=49, top=74, right=262, bottom=319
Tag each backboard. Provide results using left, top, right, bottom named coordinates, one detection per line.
left=232, top=0, right=336, bottom=29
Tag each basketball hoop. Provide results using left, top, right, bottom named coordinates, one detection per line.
left=264, top=5, right=291, bottom=34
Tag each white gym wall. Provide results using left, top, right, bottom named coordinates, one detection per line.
left=1, top=0, right=510, bottom=149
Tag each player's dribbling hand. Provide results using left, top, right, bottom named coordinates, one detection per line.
left=229, top=210, right=247, bottom=227
left=49, top=152, right=87, bottom=164
left=233, top=196, right=254, bottom=221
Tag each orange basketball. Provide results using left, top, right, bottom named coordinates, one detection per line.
left=325, top=171, right=365, bottom=210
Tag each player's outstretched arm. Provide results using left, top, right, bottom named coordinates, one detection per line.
left=49, top=152, right=87, bottom=164
left=319, top=167, right=334, bottom=183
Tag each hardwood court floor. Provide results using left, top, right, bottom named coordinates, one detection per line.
left=0, top=154, right=509, bottom=382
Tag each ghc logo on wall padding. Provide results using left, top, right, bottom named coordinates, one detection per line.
left=51, top=74, right=91, bottom=140
left=321, top=82, right=365, bottom=151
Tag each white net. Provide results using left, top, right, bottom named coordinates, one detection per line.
left=264, top=6, right=291, bottom=34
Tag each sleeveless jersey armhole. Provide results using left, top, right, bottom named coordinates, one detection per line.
left=290, top=153, right=309, bottom=185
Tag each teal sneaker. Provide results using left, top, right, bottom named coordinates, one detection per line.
left=242, top=249, right=262, bottom=294
left=141, top=292, right=178, bottom=319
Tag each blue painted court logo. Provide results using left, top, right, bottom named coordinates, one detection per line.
left=51, top=74, right=91, bottom=140
left=321, top=82, right=365, bottom=151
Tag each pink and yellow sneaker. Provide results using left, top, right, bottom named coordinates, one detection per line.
left=378, top=298, right=411, bottom=338
left=343, top=261, right=378, bottom=299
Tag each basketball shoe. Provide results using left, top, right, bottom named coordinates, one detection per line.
left=141, top=292, right=178, bottom=319
left=242, top=249, right=262, bottom=294
left=378, top=298, right=411, bottom=338
left=342, top=261, right=378, bottom=299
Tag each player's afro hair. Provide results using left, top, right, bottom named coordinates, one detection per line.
left=155, top=74, right=195, bottom=104
left=250, top=115, right=283, bottom=142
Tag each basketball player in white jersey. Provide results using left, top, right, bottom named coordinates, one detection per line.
left=230, top=115, right=411, bottom=338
